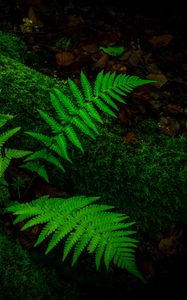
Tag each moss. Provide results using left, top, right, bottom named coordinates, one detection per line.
left=0, top=225, right=51, bottom=299
left=0, top=32, right=27, bottom=63
left=0, top=186, right=11, bottom=209
left=62, top=119, right=187, bottom=238
left=0, top=54, right=67, bottom=149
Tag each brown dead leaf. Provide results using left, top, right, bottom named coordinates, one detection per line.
left=127, top=49, right=144, bottom=67
left=146, top=63, right=160, bottom=74
left=56, top=51, right=75, bottom=66
left=109, top=64, right=127, bottom=73
left=82, top=43, right=98, bottom=54
left=158, top=116, right=180, bottom=136
left=165, top=104, right=184, bottom=114
left=146, top=73, right=168, bottom=88
left=95, top=53, right=109, bottom=68
left=148, top=34, right=173, bottom=47
left=158, top=228, right=183, bottom=255
left=124, top=132, right=137, bottom=144
left=142, top=260, right=155, bottom=279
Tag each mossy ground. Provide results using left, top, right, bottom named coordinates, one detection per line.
left=1, top=31, right=187, bottom=299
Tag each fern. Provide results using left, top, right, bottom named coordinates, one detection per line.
left=5, top=195, right=145, bottom=282
left=0, top=113, right=32, bottom=180
left=20, top=161, right=49, bottom=183
left=3, top=71, right=156, bottom=282
left=24, top=71, right=155, bottom=171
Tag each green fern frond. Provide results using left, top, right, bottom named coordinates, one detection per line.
left=0, top=127, right=21, bottom=148
left=107, top=71, right=116, bottom=88
left=64, top=126, right=84, bottom=152
left=72, top=232, right=93, bottom=265
left=100, top=93, right=119, bottom=110
left=5, top=195, right=144, bottom=282
left=24, top=149, right=65, bottom=172
left=53, top=134, right=72, bottom=162
left=0, top=177, right=8, bottom=186
left=0, top=113, right=14, bottom=127
left=114, top=73, right=123, bottom=86
left=0, top=114, right=32, bottom=179
left=25, top=132, right=53, bottom=148
left=94, top=70, right=104, bottom=96
left=0, top=156, right=10, bottom=177
left=68, top=78, right=84, bottom=106
left=5, top=149, right=32, bottom=159
left=94, top=98, right=116, bottom=117
left=123, top=75, right=154, bottom=88
left=107, top=89, right=125, bottom=103
left=37, top=110, right=62, bottom=134
left=52, top=88, right=77, bottom=116
left=78, top=109, right=99, bottom=134
left=81, top=71, right=93, bottom=99
left=24, top=70, right=155, bottom=176
left=25, top=131, right=71, bottom=164
left=50, top=93, right=71, bottom=123
left=21, top=161, right=49, bottom=182
left=71, top=117, right=96, bottom=139
left=43, top=152, right=65, bottom=172
left=85, top=103, right=103, bottom=124
left=102, top=71, right=111, bottom=91
left=0, top=148, right=31, bottom=177
left=112, top=86, right=127, bottom=96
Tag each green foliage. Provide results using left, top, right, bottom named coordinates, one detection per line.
left=55, top=37, right=72, bottom=50
left=20, top=161, right=49, bottom=183
left=99, top=45, right=125, bottom=56
left=0, top=185, right=10, bottom=208
left=24, top=70, right=155, bottom=173
left=66, top=119, right=187, bottom=237
left=0, top=32, right=27, bottom=62
left=0, top=113, right=32, bottom=181
left=4, top=69, right=155, bottom=282
left=0, top=54, right=68, bottom=149
left=6, top=195, right=145, bottom=282
left=0, top=225, right=51, bottom=299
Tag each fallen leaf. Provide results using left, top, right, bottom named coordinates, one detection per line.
left=158, top=228, right=183, bottom=255
left=56, top=51, right=75, bottom=66
left=95, top=53, right=109, bottom=68
left=82, top=43, right=98, bottom=54
left=165, top=104, right=184, bottom=114
left=158, top=116, right=180, bottom=136
left=148, top=34, right=173, bottom=47
left=142, top=260, right=155, bottom=279
left=146, top=73, right=168, bottom=88
left=127, top=49, right=144, bottom=67
left=124, top=132, right=137, bottom=144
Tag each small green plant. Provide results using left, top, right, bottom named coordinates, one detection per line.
left=5, top=70, right=155, bottom=282
left=99, top=46, right=125, bottom=56
left=11, top=176, right=27, bottom=200
left=55, top=37, right=72, bottom=50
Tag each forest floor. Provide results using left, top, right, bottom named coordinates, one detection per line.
left=1, top=1, right=187, bottom=299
